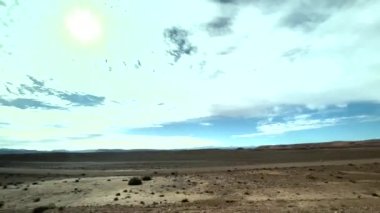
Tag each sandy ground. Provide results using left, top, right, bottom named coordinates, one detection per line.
left=1, top=145, right=380, bottom=212
left=0, top=159, right=380, bottom=212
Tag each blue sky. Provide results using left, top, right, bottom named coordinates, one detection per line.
left=0, top=0, right=380, bottom=150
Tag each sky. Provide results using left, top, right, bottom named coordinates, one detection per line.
left=0, top=0, right=380, bottom=150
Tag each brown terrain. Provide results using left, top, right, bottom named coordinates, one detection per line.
left=0, top=140, right=379, bottom=212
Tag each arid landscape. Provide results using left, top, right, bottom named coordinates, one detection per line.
left=0, top=140, right=380, bottom=212
left=2, top=0, right=380, bottom=212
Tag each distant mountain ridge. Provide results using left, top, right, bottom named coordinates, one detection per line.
left=0, top=139, right=379, bottom=154
left=0, top=147, right=245, bottom=155
left=0, top=148, right=43, bottom=154
left=255, top=139, right=380, bottom=150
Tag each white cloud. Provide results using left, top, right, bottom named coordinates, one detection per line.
left=233, top=115, right=374, bottom=138
left=199, top=122, right=213, bottom=126
left=236, top=118, right=338, bottom=138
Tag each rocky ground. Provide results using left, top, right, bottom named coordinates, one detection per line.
left=0, top=160, right=380, bottom=212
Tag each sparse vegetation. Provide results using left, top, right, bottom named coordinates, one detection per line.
left=32, top=204, right=55, bottom=213
left=115, top=193, right=120, bottom=196
left=181, top=198, right=189, bottom=203
left=0, top=201, right=4, bottom=208
left=128, top=177, right=142, bottom=185
left=114, top=197, right=118, bottom=201
left=34, top=198, right=41, bottom=202
left=306, top=174, right=317, bottom=180
left=142, top=176, right=152, bottom=181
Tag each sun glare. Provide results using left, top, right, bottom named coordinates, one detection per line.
left=65, top=9, right=102, bottom=44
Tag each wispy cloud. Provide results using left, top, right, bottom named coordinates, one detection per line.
left=1, top=76, right=105, bottom=109
left=233, top=115, right=372, bottom=138
left=164, top=27, right=197, bottom=62
left=200, top=122, right=213, bottom=126
left=0, top=98, right=64, bottom=110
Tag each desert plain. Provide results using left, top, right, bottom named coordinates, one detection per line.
left=0, top=140, right=380, bottom=212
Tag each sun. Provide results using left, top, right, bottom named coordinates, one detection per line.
left=65, top=8, right=103, bottom=44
